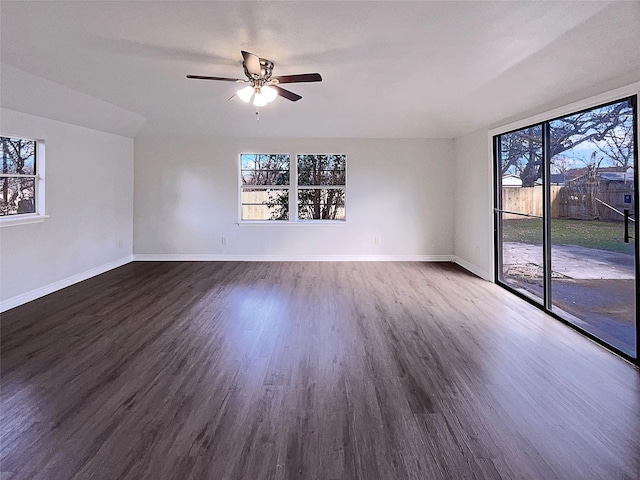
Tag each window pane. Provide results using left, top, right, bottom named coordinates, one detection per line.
left=499, top=214, right=544, bottom=303
left=241, top=188, right=288, bottom=220
left=497, top=125, right=544, bottom=303
left=549, top=99, right=636, bottom=357
left=1, top=137, right=36, bottom=175
left=298, top=188, right=345, bottom=220
left=499, top=126, right=542, bottom=187
left=241, top=154, right=290, bottom=186
left=0, top=177, right=35, bottom=216
left=297, top=154, right=346, bottom=186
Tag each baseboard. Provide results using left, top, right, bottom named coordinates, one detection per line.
left=0, top=255, right=133, bottom=313
left=452, top=256, right=491, bottom=280
left=133, top=254, right=454, bottom=262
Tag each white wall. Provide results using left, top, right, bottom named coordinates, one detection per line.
left=0, top=108, right=134, bottom=308
left=453, top=129, right=493, bottom=280
left=134, top=136, right=455, bottom=259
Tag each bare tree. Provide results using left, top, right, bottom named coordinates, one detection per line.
left=241, top=154, right=289, bottom=186
left=550, top=155, right=572, bottom=175
left=1, top=137, right=35, bottom=215
left=594, top=113, right=634, bottom=167
left=500, top=100, right=634, bottom=186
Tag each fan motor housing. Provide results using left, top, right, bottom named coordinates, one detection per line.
left=244, top=57, right=274, bottom=81
left=260, top=59, right=274, bottom=80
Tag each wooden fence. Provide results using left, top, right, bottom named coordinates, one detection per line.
left=501, top=186, right=560, bottom=219
left=502, top=183, right=634, bottom=221
left=241, top=190, right=284, bottom=221
left=556, top=182, right=634, bottom=221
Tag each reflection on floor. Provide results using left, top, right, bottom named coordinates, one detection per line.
left=502, top=242, right=636, bottom=357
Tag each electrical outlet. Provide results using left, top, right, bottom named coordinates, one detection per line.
left=374, top=236, right=380, bottom=245
left=222, top=236, right=228, bottom=245
left=117, top=239, right=123, bottom=248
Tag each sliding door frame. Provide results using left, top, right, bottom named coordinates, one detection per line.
left=492, top=90, right=640, bottom=366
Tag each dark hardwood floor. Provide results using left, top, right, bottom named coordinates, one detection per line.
left=1, top=261, right=639, bottom=479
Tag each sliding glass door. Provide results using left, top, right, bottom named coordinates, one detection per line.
left=495, top=96, right=638, bottom=362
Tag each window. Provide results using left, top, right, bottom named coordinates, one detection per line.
left=239, top=153, right=346, bottom=222
left=240, top=154, right=290, bottom=221
left=1, top=136, right=45, bottom=224
left=297, top=154, right=346, bottom=220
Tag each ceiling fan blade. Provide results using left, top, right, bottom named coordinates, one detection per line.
left=271, top=73, right=322, bottom=84
left=273, top=85, right=302, bottom=102
left=241, top=51, right=262, bottom=77
left=187, top=75, right=243, bottom=82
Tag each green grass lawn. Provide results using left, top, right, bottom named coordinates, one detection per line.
left=502, top=218, right=635, bottom=255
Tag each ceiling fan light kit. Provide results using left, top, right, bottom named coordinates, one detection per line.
left=237, top=83, right=278, bottom=107
left=187, top=50, right=322, bottom=110
left=260, top=85, right=278, bottom=103
left=237, top=85, right=255, bottom=103
left=252, top=90, right=268, bottom=107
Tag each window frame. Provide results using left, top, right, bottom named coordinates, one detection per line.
left=238, top=152, right=347, bottom=224
left=0, top=136, right=46, bottom=227
left=239, top=153, right=291, bottom=222
left=295, top=153, right=347, bottom=222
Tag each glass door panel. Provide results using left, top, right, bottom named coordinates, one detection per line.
left=497, top=125, right=544, bottom=303
left=549, top=99, right=637, bottom=357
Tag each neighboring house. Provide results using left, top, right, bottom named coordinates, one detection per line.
left=535, top=173, right=567, bottom=186
left=502, top=174, right=523, bottom=187
left=565, top=166, right=634, bottom=184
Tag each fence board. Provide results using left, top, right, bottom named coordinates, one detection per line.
left=502, top=183, right=634, bottom=221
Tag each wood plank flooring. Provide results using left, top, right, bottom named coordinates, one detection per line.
left=1, top=261, right=639, bottom=480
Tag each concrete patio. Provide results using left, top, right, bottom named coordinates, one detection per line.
left=503, top=242, right=634, bottom=280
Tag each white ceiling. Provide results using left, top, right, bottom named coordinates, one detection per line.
left=1, top=1, right=639, bottom=139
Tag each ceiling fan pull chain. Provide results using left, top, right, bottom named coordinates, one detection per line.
left=255, top=109, right=260, bottom=122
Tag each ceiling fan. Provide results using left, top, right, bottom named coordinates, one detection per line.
left=187, top=51, right=322, bottom=107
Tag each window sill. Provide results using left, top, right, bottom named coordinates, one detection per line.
left=237, top=220, right=346, bottom=227
left=0, top=214, right=49, bottom=227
